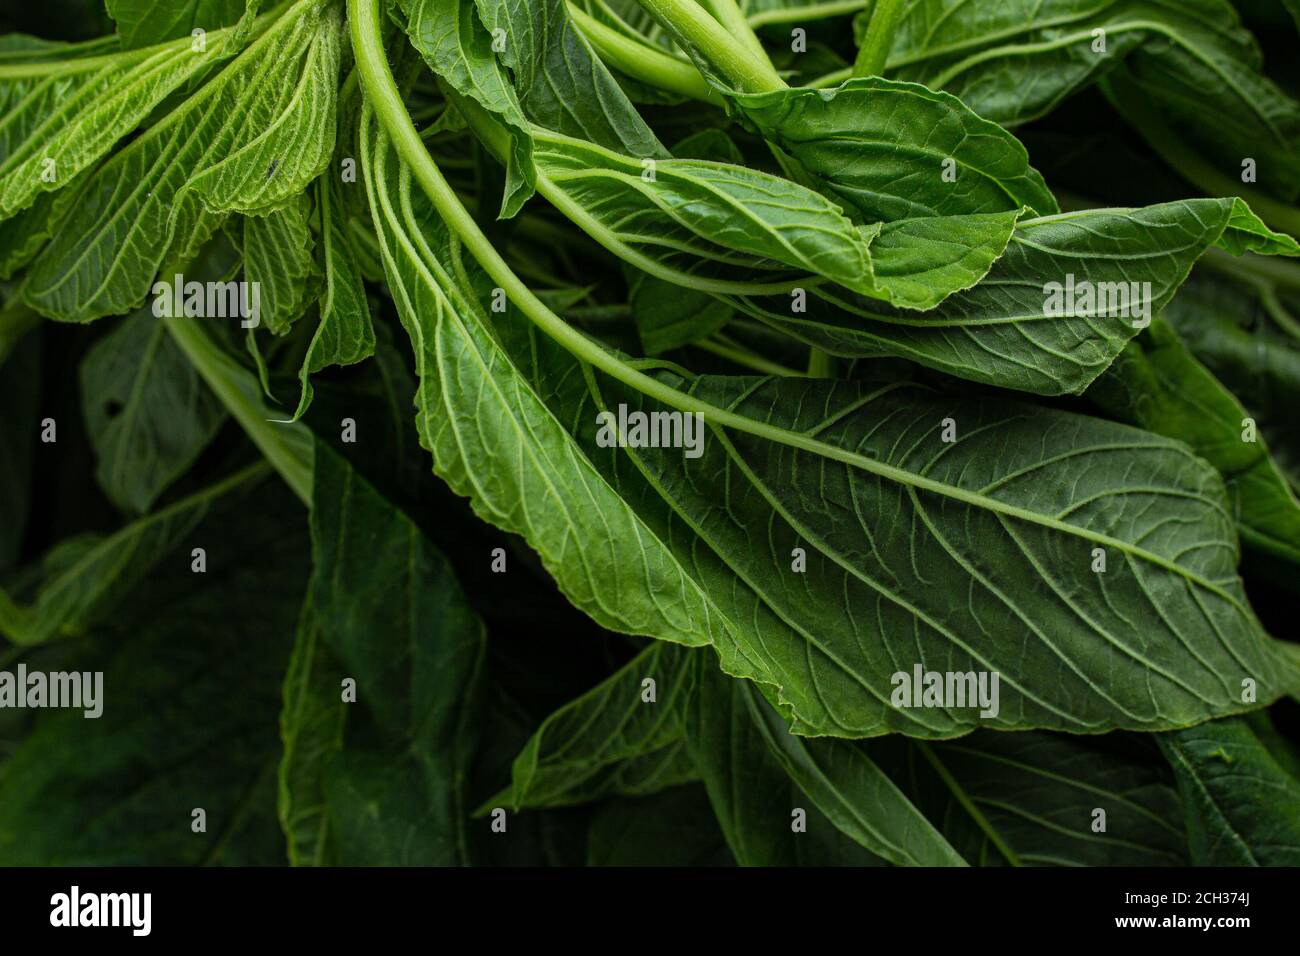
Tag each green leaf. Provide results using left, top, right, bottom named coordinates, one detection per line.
left=242, top=192, right=318, bottom=335
left=106, top=0, right=250, bottom=49
left=728, top=199, right=1299, bottom=395
left=740, top=675, right=966, bottom=865
left=1092, top=317, right=1300, bottom=566
left=873, top=732, right=1188, bottom=866
left=0, top=28, right=240, bottom=221
left=684, top=659, right=887, bottom=865
left=360, top=104, right=721, bottom=650
left=22, top=0, right=341, bottom=322
left=473, top=0, right=665, bottom=156
left=80, top=307, right=228, bottom=513
left=286, top=441, right=489, bottom=865
left=1160, top=717, right=1300, bottom=865
left=495, top=642, right=697, bottom=810
left=629, top=267, right=731, bottom=354
left=0, top=478, right=305, bottom=865
left=0, top=464, right=274, bottom=647
left=732, top=76, right=1058, bottom=221
left=397, top=0, right=536, bottom=216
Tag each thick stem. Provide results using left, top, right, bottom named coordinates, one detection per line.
left=700, top=0, right=776, bottom=72
left=567, top=2, right=722, bottom=105
left=633, top=0, right=785, bottom=92
left=853, top=0, right=905, bottom=77
left=164, top=317, right=312, bottom=505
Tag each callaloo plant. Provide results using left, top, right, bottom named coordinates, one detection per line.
left=0, top=0, right=1298, bottom=869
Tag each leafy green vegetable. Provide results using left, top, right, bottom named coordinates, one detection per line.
left=3, top=0, right=1299, bottom=871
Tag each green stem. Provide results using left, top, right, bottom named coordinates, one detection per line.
left=748, top=0, right=869, bottom=27
left=806, top=347, right=836, bottom=377
left=916, top=742, right=1022, bottom=866
left=701, top=0, right=776, bottom=71
left=633, top=0, right=785, bottom=92
left=697, top=335, right=806, bottom=376
left=567, top=2, right=722, bottom=105
left=1201, top=246, right=1300, bottom=295
left=0, top=302, right=40, bottom=366
left=163, top=317, right=312, bottom=505
left=853, top=0, right=905, bottom=77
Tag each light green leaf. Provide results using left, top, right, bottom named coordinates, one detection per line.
left=106, top=0, right=250, bottom=49
left=23, top=0, right=341, bottom=322
left=243, top=192, right=318, bottom=335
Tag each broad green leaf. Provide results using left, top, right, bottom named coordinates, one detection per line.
left=530, top=129, right=873, bottom=293
left=23, top=0, right=341, bottom=322
left=80, top=307, right=228, bottom=513
left=872, top=731, right=1188, bottom=866
left=589, top=368, right=1298, bottom=737
left=243, top=193, right=318, bottom=335
left=494, top=642, right=697, bottom=810
left=0, top=26, right=242, bottom=220
left=295, top=441, right=489, bottom=865
left=728, top=199, right=1300, bottom=395
left=1160, top=717, right=1300, bottom=865
left=0, top=463, right=273, bottom=647
left=0, top=478, right=305, bottom=865
left=1092, top=318, right=1300, bottom=566
left=106, top=0, right=250, bottom=49
left=732, top=76, right=1058, bottom=221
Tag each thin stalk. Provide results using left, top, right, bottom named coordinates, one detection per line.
left=633, top=0, right=785, bottom=92
left=749, top=0, right=869, bottom=27
left=568, top=2, right=722, bottom=105
left=853, top=0, right=905, bottom=77
left=696, top=335, right=806, bottom=376
left=1200, top=246, right=1300, bottom=295
left=0, top=302, right=40, bottom=366
left=163, top=317, right=312, bottom=505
